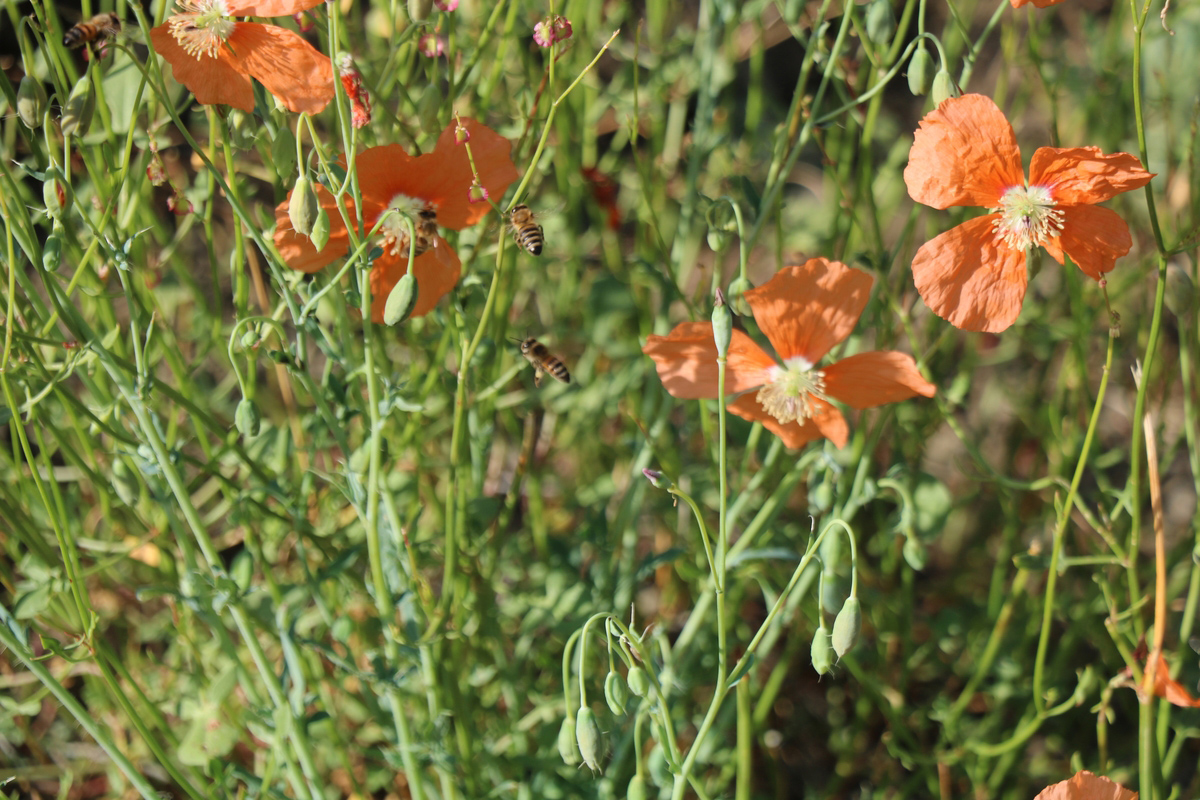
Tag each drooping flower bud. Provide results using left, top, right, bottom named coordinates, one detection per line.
left=309, top=209, right=331, bottom=251
left=235, top=399, right=262, bottom=437
left=408, top=0, right=434, bottom=21
left=288, top=175, right=319, bottom=237
left=557, top=715, right=579, bottom=765
left=907, top=45, right=933, bottom=96
left=575, top=707, right=602, bottom=771
left=647, top=744, right=671, bottom=787
left=626, top=774, right=648, bottom=800
left=831, top=596, right=861, bottom=658
left=42, top=225, right=63, bottom=272
left=640, top=469, right=672, bottom=491
left=61, top=74, right=95, bottom=138
left=725, top=275, right=753, bottom=316
left=17, top=74, right=48, bottom=129
left=931, top=69, right=957, bottom=105
left=604, top=670, right=628, bottom=716
left=811, top=623, right=834, bottom=675
left=626, top=665, right=651, bottom=696
left=864, top=0, right=896, bottom=45
left=383, top=273, right=419, bottom=326
left=43, top=169, right=71, bottom=219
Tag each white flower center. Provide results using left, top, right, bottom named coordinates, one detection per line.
left=377, top=194, right=431, bottom=257
left=991, top=185, right=1064, bottom=251
left=755, top=359, right=828, bottom=425
left=167, top=0, right=235, bottom=60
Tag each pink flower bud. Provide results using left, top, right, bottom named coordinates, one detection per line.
left=419, top=33, right=446, bottom=57
left=434, top=0, right=459, bottom=10
left=468, top=184, right=489, bottom=203
left=533, top=19, right=554, bottom=47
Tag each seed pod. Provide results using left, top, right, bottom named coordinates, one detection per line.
left=383, top=273, right=419, bottom=325
left=907, top=45, right=933, bottom=96
left=811, top=623, right=834, bottom=675
left=408, top=0, right=434, bottom=21
left=626, top=665, right=650, bottom=697
left=864, top=0, right=896, bottom=45
left=626, top=774, right=648, bottom=800
left=604, top=670, right=628, bottom=716
left=831, top=596, right=861, bottom=658
left=42, top=226, right=63, bottom=272
left=711, top=293, right=732, bottom=358
left=61, top=74, right=95, bottom=138
left=17, top=75, right=48, bottom=129
left=575, top=707, right=602, bottom=771
left=309, top=209, right=331, bottom=251
left=647, top=744, right=671, bottom=788
left=931, top=69, right=956, bottom=105
left=235, top=399, right=262, bottom=437
left=1164, top=261, right=1195, bottom=318
left=240, top=330, right=259, bottom=349
left=288, top=175, right=319, bottom=236
left=557, top=714, right=579, bottom=765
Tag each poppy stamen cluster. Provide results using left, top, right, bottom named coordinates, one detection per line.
left=166, top=0, right=235, bottom=58
left=992, top=185, right=1064, bottom=251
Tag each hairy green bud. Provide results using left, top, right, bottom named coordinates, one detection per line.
left=383, top=273, right=419, bottom=326
left=864, top=0, right=896, bottom=45
left=288, top=175, right=319, bottom=236
left=831, top=596, right=861, bottom=658
left=42, top=225, right=64, bottom=272
left=61, top=74, right=95, bottom=138
left=626, top=665, right=650, bottom=697
left=17, top=75, right=48, bottom=129
left=557, top=715, right=579, bottom=765
left=907, top=45, right=933, bottom=96
left=711, top=290, right=732, bottom=358
left=811, top=623, right=834, bottom=675
left=647, top=743, right=671, bottom=788
left=575, top=707, right=602, bottom=771
left=604, top=670, right=628, bottom=716
left=931, top=69, right=957, bottom=106
left=235, top=399, right=262, bottom=437
left=43, top=170, right=71, bottom=220
left=309, top=209, right=331, bottom=251
left=408, top=0, right=434, bottom=21
left=626, top=774, right=648, bottom=800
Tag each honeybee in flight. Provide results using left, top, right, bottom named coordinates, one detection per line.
left=518, top=337, right=570, bottom=387
left=63, top=12, right=121, bottom=48
left=508, top=204, right=544, bottom=256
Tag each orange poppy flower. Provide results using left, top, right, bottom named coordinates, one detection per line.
left=642, top=259, right=936, bottom=450
left=904, top=94, right=1153, bottom=332
left=1033, top=771, right=1136, bottom=800
left=150, top=0, right=334, bottom=114
left=274, top=119, right=518, bottom=320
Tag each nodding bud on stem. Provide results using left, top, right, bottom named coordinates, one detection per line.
left=712, top=289, right=732, bottom=358
left=627, top=774, right=648, bottom=800
left=309, top=209, right=331, bottom=251
left=907, top=45, right=933, bottom=96
left=626, top=665, right=650, bottom=697
left=288, top=175, right=318, bottom=236
left=408, top=0, right=434, bottom=21
left=604, top=671, right=628, bottom=715
left=17, top=75, right=47, bottom=128
left=811, top=623, right=834, bottom=675
left=831, top=596, right=861, bottom=658
left=557, top=715, right=579, bottom=765
left=383, top=273, right=419, bottom=325
left=931, top=69, right=956, bottom=105
left=641, top=469, right=672, bottom=490
left=575, top=707, right=602, bottom=771
left=235, top=399, right=262, bottom=437
left=864, top=0, right=896, bottom=45
left=61, top=74, right=95, bottom=138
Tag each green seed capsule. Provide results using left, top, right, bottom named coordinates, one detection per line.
left=711, top=296, right=732, bottom=358
left=907, top=45, right=933, bottom=96
left=383, top=273, right=419, bottom=326
left=557, top=715, right=579, bottom=765
left=309, top=209, right=331, bottom=251
left=288, top=175, right=318, bottom=236
left=811, top=624, right=834, bottom=675
left=575, top=707, right=602, bottom=771
left=626, top=666, right=650, bottom=697
left=864, top=0, right=896, bottom=45
left=61, top=74, right=95, bottom=138
left=240, top=330, right=259, bottom=349
left=43, top=169, right=71, bottom=219
left=931, top=69, right=957, bottom=105
left=42, top=227, right=63, bottom=272
left=235, top=399, right=262, bottom=437
left=604, top=670, right=628, bottom=716
left=831, top=596, right=861, bottom=658
left=17, top=74, right=48, bottom=129
left=725, top=275, right=753, bottom=316
left=647, top=744, right=671, bottom=788
left=408, top=0, right=434, bottom=21
left=626, top=774, right=648, bottom=800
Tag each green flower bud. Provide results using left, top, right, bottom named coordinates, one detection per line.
left=409, top=0, right=434, bottom=21
left=43, top=170, right=71, bottom=219
left=706, top=227, right=731, bottom=252
left=288, top=175, right=319, bottom=236
left=725, top=275, right=753, bottom=316
left=907, top=45, right=933, bottom=96
left=811, top=623, right=834, bottom=675
left=1164, top=261, right=1195, bottom=318
left=240, top=329, right=259, bottom=349
left=626, top=773, right=648, bottom=800
left=902, top=536, right=927, bottom=570
left=309, top=209, right=331, bottom=251
left=604, top=670, right=628, bottom=716
left=626, top=665, right=650, bottom=697
left=711, top=290, right=732, bottom=358
left=557, top=714, right=579, bottom=765
left=864, top=0, right=896, bottom=45
left=383, top=273, right=419, bottom=326
left=61, top=74, right=95, bottom=138
left=831, top=596, right=861, bottom=658
left=235, top=399, right=262, bottom=437
left=226, top=108, right=256, bottom=150
left=641, top=469, right=672, bottom=491
left=647, top=743, right=671, bottom=788
left=17, top=75, right=48, bottom=129
left=575, top=707, right=602, bottom=771
left=931, top=69, right=957, bottom=106
left=42, top=225, right=63, bottom=272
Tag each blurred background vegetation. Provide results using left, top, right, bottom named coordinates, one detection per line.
left=1, top=0, right=1198, bottom=797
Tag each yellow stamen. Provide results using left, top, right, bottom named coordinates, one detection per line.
left=991, top=185, right=1064, bottom=251
left=167, top=0, right=235, bottom=60
left=755, top=364, right=828, bottom=425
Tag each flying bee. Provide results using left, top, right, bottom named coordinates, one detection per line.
left=518, top=337, right=570, bottom=387
left=507, top=204, right=544, bottom=256
left=63, top=12, right=121, bottom=49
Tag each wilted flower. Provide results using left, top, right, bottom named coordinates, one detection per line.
left=533, top=14, right=572, bottom=47
left=337, top=54, right=371, bottom=129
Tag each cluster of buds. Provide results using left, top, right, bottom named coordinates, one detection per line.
left=533, top=14, right=572, bottom=48
left=337, top=54, right=372, bottom=129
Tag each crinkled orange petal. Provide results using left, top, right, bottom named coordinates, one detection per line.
left=150, top=24, right=255, bottom=111
left=1143, top=652, right=1200, bottom=708
left=230, top=0, right=325, bottom=16
left=642, top=323, right=778, bottom=399
left=743, top=259, right=873, bottom=364
left=726, top=394, right=848, bottom=450
left=912, top=215, right=1027, bottom=332
left=228, top=23, right=334, bottom=114
left=822, top=351, right=936, bottom=408
left=905, top=94, right=1024, bottom=210
left=1033, top=771, right=1138, bottom=800
left=369, top=238, right=461, bottom=321
left=273, top=188, right=353, bottom=273
left=1030, top=147, right=1154, bottom=205
left=424, top=119, right=519, bottom=230
left=1056, top=205, right=1134, bottom=280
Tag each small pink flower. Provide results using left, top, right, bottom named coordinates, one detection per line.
left=419, top=33, right=446, bottom=57
left=468, top=183, right=489, bottom=203
left=534, top=15, right=573, bottom=47
left=292, top=11, right=314, bottom=33
left=455, top=122, right=471, bottom=144
left=552, top=15, right=572, bottom=41
left=434, top=0, right=459, bottom=10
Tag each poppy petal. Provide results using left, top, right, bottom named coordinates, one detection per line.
left=229, top=23, right=334, bottom=114
left=726, top=394, right=848, bottom=450
left=369, top=238, right=462, bottom=321
left=1030, top=147, right=1154, bottom=205
left=425, top=119, right=519, bottom=229
left=904, top=94, right=1025, bottom=210
left=273, top=189, right=353, bottom=272
left=1032, top=771, right=1137, bottom=800
left=642, top=323, right=778, bottom=399
left=354, top=145, right=422, bottom=210
left=743, top=259, right=873, bottom=364
left=823, top=351, right=936, bottom=408
left=912, top=215, right=1028, bottom=332
left=1057, top=205, right=1134, bottom=280
left=229, top=0, right=325, bottom=16
left=150, top=24, right=255, bottom=111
